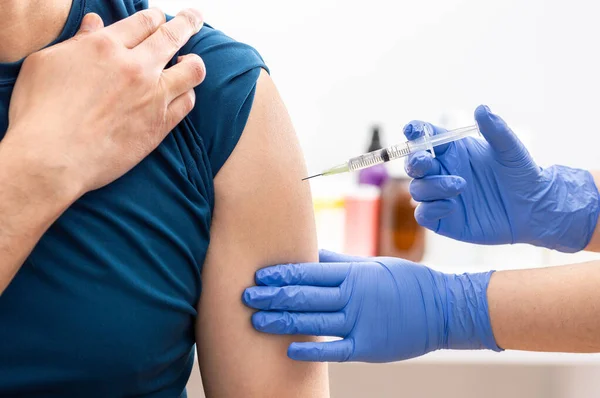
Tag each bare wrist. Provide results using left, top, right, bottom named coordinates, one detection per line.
left=0, top=132, right=83, bottom=210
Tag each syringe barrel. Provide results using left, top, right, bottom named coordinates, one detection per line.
left=346, top=124, right=480, bottom=173
left=407, top=125, right=480, bottom=152
left=430, top=125, right=480, bottom=147
left=347, top=144, right=411, bottom=172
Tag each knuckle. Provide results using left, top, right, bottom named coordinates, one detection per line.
left=187, top=56, right=206, bottom=83
left=91, top=33, right=118, bottom=55
left=273, top=289, right=286, bottom=309
left=181, top=90, right=196, bottom=112
left=270, top=264, right=289, bottom=285
left=121, top=60, right=145, bottom=80
left=179, top=9, right=200, bottom=32
left=136, top=9, right=162, bottom=35
left=264, top=266, right=283, bottom=284
left=159, top=24, right=183, bottom=48
left=289, top=263, right=302, bottom=283
left=282, top=312, right=296, bottom=333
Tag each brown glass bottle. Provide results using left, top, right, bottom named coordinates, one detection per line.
left=378, top=177, right=425, bottom=262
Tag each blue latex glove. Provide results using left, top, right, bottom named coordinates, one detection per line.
left=404, top=105, right=599, bottom=252
left=243, top=250, right=501, bottom=363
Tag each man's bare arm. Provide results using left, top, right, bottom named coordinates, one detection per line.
left=196, top=70, right=329, bottom=397
left=0, top=146, right=78, bottom=293
left=584, top=171, right=600, bottom=252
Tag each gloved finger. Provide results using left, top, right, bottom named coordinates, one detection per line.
left=319, top=249, right=370, bottom=263
left=254, top=262, right=350, bottom=287
left=288, top=339, right=354, bottom=362
left=474, top=105, right=531, bottom=165
left=252, top=311, right=347, bottom=336
left=409, top=176, right=466, bottom=202
left=403, top=121, right=451, bottom=155
left=414, top=199, right=458, bottom=225
left=243, top=286, right=345, bottom=312
left=404, top=151, right=442, bottom=178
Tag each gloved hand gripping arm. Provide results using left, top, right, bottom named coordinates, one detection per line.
left=245, top=250, right=600, bottom=361
left=244, top=250, right=501, bottom=362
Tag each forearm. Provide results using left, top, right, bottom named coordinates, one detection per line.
left=585, top=171, right=600, bottom=252
left=487, top=261, right=600, bottom=352
left=0, top=138, right=79, bottom=294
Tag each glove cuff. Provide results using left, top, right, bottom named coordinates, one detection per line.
left=533, top=166, right=600, bottom=253
left=443, top=271, right=503, bottom=352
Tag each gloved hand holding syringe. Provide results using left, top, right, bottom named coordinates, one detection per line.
left=303, top=124, right=481, bottom=180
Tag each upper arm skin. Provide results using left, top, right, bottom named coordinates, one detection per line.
left=584, top=171, right=600, bottom=252
left=195, top=70, right=329, bottom=397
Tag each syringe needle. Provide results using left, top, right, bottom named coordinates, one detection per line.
left=302, top=174, right=323, bottom=181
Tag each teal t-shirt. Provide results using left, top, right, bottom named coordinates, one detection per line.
left=0, top=1, right=267, bottom=396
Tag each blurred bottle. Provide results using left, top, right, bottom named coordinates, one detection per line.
left=343, top=186, right=380, bottom=257
left=358, top=126, right=389, bottom=187
left=343, top=125, right=388, bottom=257
left=379, top=177, right=425, bottom=262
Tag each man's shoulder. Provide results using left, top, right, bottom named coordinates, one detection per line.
left=178, top=23, right=268, bottom=80
left=175, top=22, right=268, bottom=177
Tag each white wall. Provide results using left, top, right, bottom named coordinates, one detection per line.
left=152, top=0, right=600, bottom=171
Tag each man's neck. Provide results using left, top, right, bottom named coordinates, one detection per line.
left=0, top=0, right=73, bottom=63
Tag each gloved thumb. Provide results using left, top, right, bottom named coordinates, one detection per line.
left=475, top=105, right=529, bottom=164
left=76, top=13, right=104, bottom=35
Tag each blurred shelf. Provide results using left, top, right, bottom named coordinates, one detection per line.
left=192, top=348, right=600, bottom=368
left=407, top=350, right=600, bottom=366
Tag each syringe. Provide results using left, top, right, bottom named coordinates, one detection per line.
left=303, top=124, right=481, bottom=180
